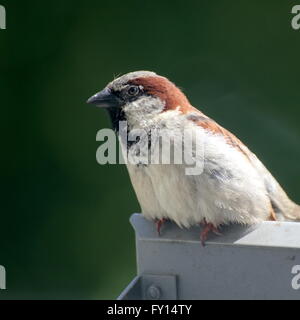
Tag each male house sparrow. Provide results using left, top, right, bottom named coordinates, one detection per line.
left=87, top=71, right=300, bottom=244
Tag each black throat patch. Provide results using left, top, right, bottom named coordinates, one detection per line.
left=107, top=107, right=126, bottom=132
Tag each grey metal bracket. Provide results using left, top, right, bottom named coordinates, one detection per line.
left=118, top=213, right=300, bottom=299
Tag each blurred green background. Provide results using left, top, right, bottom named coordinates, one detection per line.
left=1, top=0, right=300, bottom=299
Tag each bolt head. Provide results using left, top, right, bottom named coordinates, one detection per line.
left=146, top=285, right=161, bottom=300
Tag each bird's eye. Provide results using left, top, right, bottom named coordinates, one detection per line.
left=127, top=86, right=140, bottom=96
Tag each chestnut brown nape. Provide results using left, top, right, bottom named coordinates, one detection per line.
left=128, top=76, right=192, bottom=111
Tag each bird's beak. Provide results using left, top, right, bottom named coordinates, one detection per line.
left=87, top=88, right=122, bottom=108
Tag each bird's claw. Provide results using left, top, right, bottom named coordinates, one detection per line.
left=200, top=220, right=221, bottom=246
left=155, top=218, right=166, bottom=236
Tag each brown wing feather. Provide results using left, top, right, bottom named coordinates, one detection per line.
left=182, top=106, right=252, bottom=160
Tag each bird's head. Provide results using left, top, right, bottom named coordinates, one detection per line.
left=87, top=71, right=193, bottom=129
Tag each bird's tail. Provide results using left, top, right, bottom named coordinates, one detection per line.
left=249, top=154, right=300, bottom=222
left=270, top=189, right=300, bottom=222
left=282, top=203, right=300, bottom=221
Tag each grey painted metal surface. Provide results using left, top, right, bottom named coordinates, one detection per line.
left=118, top=214, right=300, bottom=299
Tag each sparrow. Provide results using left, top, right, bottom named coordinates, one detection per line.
left=87, top=71, right=300, bottom=244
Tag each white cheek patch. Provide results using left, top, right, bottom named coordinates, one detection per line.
left=123, top=96, right=166, bottom=128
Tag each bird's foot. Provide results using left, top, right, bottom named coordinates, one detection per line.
left=155, top=218, right=166, bottom=236
left=200, top=220, right=221, bottom=246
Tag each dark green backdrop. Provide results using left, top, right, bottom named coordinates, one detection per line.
left=1, top=0, right=300, bottom=299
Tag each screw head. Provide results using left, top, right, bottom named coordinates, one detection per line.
left=147, top=285, right=161, bottom=300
